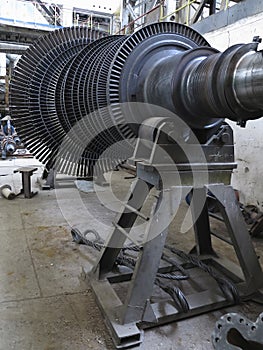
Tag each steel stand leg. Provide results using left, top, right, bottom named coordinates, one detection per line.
left=208, top=184, right=263, bottom=294
left=120, top=187, right=182, bottom=324
left=92, top=178, right=153, bottom=277
left=190, top=187, right=217, bottom=256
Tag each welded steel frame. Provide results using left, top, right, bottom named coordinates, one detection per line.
left=191, top=0, right=217, bottom=24
left=89, top=161, right=263, bottom=348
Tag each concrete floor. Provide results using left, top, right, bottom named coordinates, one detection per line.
left=0, top=157, right=263, bottom=350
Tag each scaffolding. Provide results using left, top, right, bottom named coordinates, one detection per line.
left=118, top=0, right=241, bottom=34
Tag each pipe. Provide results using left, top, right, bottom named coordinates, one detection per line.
left=160, top=0, right=196, bottom=21
left=115, top=3, right=163, bottom=34
left=0, top=184, right=16, bottom=200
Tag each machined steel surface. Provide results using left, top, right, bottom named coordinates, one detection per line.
left=177, top=42, right=263, bottom=126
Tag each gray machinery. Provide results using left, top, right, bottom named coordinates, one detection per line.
left=9, top=23, right=263, bottom=348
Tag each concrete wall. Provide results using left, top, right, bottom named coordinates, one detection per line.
left=196, top=11, right=263, bottom=209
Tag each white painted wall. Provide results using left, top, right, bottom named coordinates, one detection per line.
left=0, top=54, right=6, bottom=77
left=58, top=0, right=120, bottom=28
left=56, top=0, right=119, bottom=14
left=0, top=0, right=49, bottom=27
left=203, top=12, right=263, bottom=209
left=0, top=0, right=120, bottom=28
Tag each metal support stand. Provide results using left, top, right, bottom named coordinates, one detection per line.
left=14, top=167, right=38, bottom=198
left=37, top=168, right=57, bottom=190
left=37, top=168, right=109, bottom=190
left=95, top=173, right=110, bottom=187
left=89, top=162, right=263, bottom=349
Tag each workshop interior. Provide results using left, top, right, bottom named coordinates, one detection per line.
left=0, top=1, right=263, bottom=349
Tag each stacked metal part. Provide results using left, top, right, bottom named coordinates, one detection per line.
left=9, top=26, right=110, bottom=176
left=10, top=22, right=263, bottom=177
left=9, top=23, right=210, bottom=177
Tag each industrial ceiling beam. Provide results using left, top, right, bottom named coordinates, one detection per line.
left=0, top=42, right=29, bottom=54
left=0, top=24, right=52, bottom=45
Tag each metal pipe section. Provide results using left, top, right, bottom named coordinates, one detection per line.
left=0, top=184, right=16, bottom=200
